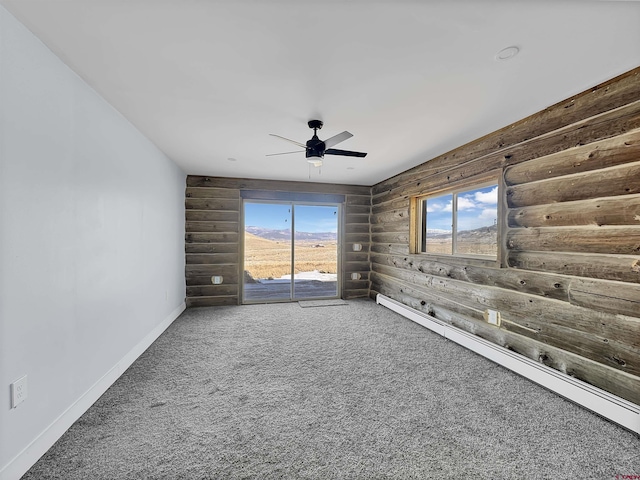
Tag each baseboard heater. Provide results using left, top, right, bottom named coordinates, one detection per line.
left=376, top=293, right=640, bottom=435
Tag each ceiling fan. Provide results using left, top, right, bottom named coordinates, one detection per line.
left=268, top=120, right=367, bottom=167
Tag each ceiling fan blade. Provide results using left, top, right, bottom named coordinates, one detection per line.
left=323, top=131, right=353, bottom=149
left=265, top=150, right=305, bottom=157
left=269, top=134, right=307, bottom=148
left=325, top=148, right=367, bottom=158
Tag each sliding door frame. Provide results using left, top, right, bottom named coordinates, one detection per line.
left=240, top=192, right=344, bottom=304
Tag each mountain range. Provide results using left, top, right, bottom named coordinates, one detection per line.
left=246, top=223, right=496, bottom=243
left=428, top=224, right=498, bottom=243
left=245, top=226, right=337, bottom=242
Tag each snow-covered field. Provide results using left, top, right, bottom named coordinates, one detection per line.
left=259, top=270, right=337, bottom=283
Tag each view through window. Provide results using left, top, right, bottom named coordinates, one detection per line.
left=420, top=183, right=498, bottom=258
left=243, top=201, right=340, bottom=303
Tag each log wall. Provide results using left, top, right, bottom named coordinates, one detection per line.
left=370, top=67, right=640, bottom=405
left=185, top=176, right=371, bottom=307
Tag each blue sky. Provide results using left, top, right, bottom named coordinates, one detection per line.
left=244, top=203, right=338, bottom=233
left=426, top=185, right=498, bottom=232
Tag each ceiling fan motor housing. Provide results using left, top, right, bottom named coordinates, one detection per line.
left=306, top=136, right=325, bottom=158
left=306, top=120, right=325, bottom=158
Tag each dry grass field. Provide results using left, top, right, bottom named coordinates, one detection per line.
left=425, top=239, right=497, bottom=256
left=244, top=233, right=337, bottom=280
left=425, top=226, right=497, bottom=256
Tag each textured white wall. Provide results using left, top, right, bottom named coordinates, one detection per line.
left=0, top=6, right=186, bottom=477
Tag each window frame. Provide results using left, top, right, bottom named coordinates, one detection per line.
left=410, top=171, right=503, bottom=265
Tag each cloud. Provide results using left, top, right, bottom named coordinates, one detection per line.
left=457, top=196, right=477, bottom=211
left=478, top=207, right=498, bottom=220
left=474, top=187, right=498, bottom=205
left=428, top=187, right=496, bottom=215
left=427, top=201, right=450, bottom=213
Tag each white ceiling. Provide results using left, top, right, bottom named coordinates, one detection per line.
left=2, top=1, right=639, bottom=186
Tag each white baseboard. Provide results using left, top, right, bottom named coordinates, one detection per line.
left=0, top=302, right=186, bottom=480
left=376, top=293, right=640, bottom=435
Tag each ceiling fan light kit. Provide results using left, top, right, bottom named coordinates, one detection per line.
left=268, top=120, right=367, bottom=167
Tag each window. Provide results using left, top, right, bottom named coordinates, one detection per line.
left=415, top=182, right=499, bottom=259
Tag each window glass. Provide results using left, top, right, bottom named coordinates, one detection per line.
left=422, top=194, right=453, bottom=254
left=455, top=185, right=498, bottom=257
left=418, top=183, right=498, bottom=259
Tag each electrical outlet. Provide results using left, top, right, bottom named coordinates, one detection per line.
left=486, top=309, right=501, bottom=326
left=11, top=375, right=27, bottom=408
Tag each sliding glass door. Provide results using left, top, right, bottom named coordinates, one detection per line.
left=243, top=201, right=339, bottom=303
left=243, top=202, right=292, bottom=302
left=292, top=204, right=339, bottom=300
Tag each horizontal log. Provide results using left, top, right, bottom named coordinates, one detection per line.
left=372, top=69, right=640, bottom=195
left=345, top=213, right=370, bottom=224
left=372, top=280, right=640, bottom=405
left=506, top=226, right=640, bottom=255
left=187, top=175, right=370, bottom=195
left=504, top=128, right=640, bottom=185
left=506, top=161, right=640, bottom=208
left=185, top=242, right=238, bottom=254
left=344, top=232, right=371, bottom=244
left=186, top=296, right=238, bottom=308
left=186, top=285, right=239, bottom=297
left=185, top=198, right=240, bottom=211
left=343, top=289, right=370, bottom=299
left=374, top=169, right=500, bottom=206
left=508, top=194, right=640, bottom=228
left=343, top=243, right=370, bottom=254
left=373, top=100, right=640, bottom=205
left=345, top=204, right=371, bottom=215
left=499, top=320, right=639, bottom=377
left=344, top=251, right=370, bottom=263
left=185, top=232, right=239, bottom=244
left=371, top=274, right=484, bottom=322
left=241, top=190, right=346, bottom=203
left=371, top=251, right=497, bottom=269
left=185, top=221, right=239, bottom=233
left=372, top=267, right=639, bottom=375
left=372, top=263, right=637, bottom=346
left=372, top=196, right=410, bottom=213
left=568, top=278, right=640, bottom=318
left=185, top=187, right=240, bottom=199
left=370, top=253, right=569, bottom=301
left=346, top=194, right=372, bottom=206
left=344, top=261, right=371, bottom=273
left=344, top=223, right=370, bottom=235
left=371, top=208, right=410, bottom=224
left=186, top=274, right=239, bottom=287
left=507, top=250, right=640, bottom=284
left=371, top=219, right=409, bottom=234
left=185, top=210, right=240, bottom=222
left=186, top=264, right=241, bottom=276
left=186, top=265, right=239, bottom=285
left=342, top=279, right=370, bottom=291
left=343, top=270, right=369, bottom=281
left=374, top=276, right=579, bottom=347
left=371, top=243, right=410, bottom=255
left=372, top=232, right=410, bottom=244
left=186, top=253, right=239, bottom=265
